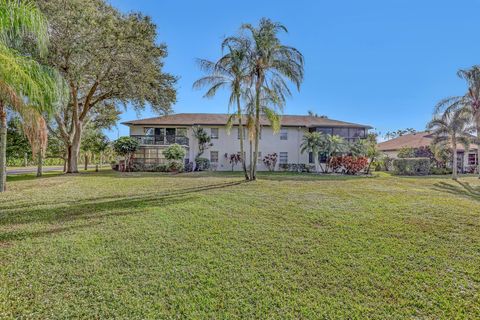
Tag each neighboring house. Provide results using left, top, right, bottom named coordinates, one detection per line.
left=377, top=131, right=479, bottom=172
left=122, top=113, right=372, bottom=171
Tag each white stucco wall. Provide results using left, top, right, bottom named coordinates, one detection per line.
left=128, top=125, right=311, bottom=171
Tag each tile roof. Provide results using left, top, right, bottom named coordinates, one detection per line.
left=377, top=131, right=478, bottom=152
left=122, top=113, right=372, bottom=128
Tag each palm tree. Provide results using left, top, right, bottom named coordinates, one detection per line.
left=242, top=87, right=283, bottom=168
left=194, top=40, right=251, bottom=180
left=300, top=132, right=323, bottom=173
left=0, top=0, right=60, bottom=192
left=226, top=18, right=304, bottom=180
left=435, top=66, right=480, bottom=177
left=322, top=135, right=347, bottom=173
left=427, top=108, right=474, bottom=180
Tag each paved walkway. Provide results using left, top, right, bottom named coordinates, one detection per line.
left=6, top=167, right=65, bottom=175
left=6, top=166, right=98, bottom=175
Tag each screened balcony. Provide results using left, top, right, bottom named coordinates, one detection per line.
left=131, top=135, right=189, bottom=146
left=132, top=127, right=189, bottom=146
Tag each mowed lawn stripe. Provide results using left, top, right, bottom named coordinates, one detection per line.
left=0, top=171, right=479, bottom=318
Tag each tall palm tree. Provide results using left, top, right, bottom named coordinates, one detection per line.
left=0, top=1, right=66, bottom=191
left=193, top=40, right=251, bottom=180
left=427, top=108, right=474, bottom=180
left=435, top=66, right=480, bottom=177
left=242, top=87, right=282, bottom=168
left=0, top=0, right=60, bottom=192
left=300, top=132, right=323, bottom=173
left=226, top=18, right=304, bottom=180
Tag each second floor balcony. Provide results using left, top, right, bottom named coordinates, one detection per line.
left=131, top=135, right=189, bottom=146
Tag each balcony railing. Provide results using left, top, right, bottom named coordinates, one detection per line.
left=131, top=135, right=189, bottom=146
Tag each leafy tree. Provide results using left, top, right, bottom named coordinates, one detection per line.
left=194, top=40, right=251, bottom=180
left=81, top=128, right=109, bottom=170
left=112, top=136, right=139, bottom=172
left=427, top=108, right=474, bottom=180
left=192, top=126, right=212, bottom=158
left=37, top=0, right=177, bottom=173
left=225, top=18, right=304, bottom=180
left=300, top=132, right=323, bottom=173
left=0, top=0, right=63, bottom=192
left=6, top=117, right=31, bottom=163
left=163, top=144, right=186, bottom=161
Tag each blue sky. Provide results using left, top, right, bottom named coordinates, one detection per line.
left=107, top=0, right=480, bottom=140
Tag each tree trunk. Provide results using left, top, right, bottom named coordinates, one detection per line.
left=251, top=78, right=262, bottom=180
left=65, top=121, right=83, bottom=173
left=36, top=149, right=43, bottom=178
left=84, top=154, right=88, bottom=171
left=0, top=101, right=7, bottom=192
left=366, top=157, right=375, bottom=175
left=314, top=152, right=320, bottom=173
left=236, top=96, right=249, bottom=180
left=249, top=140, right=253, bottom=177
left=24, top=153, right=28, bottom=167
left=452, top=141, right=458, bottom=180
left=100, top=151, right=103, bottom=169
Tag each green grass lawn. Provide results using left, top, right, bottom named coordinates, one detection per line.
left=1, top=170, right=479, bottom=318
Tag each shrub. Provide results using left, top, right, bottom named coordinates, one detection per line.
left=195, top=157, right=210, bottom=171
left=167, top=160, right=184, bottom=173
left=185, top=162, right=194, bottom=172
left=278, top=163, right=321, bottom=173
left=330, top=156, right=369, bottom=174
left=163, top=144, right=186, bottom=161
left=225, top=153, right=242, bottom=171
left=392, top=158, right=430, bottom=176
left=430, top=167, right=453, bottom=175
left=262, top=153, right=278, bottom=171
left=154, top=164, right=168, bottom=172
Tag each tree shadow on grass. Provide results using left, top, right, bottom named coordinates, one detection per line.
left=432, top=180, right=480, bottom=201
left=0, top=180, right=246, bottom=244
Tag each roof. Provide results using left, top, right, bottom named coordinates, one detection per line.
left=122, top=113, right=372, bottom=129
left=377, top=131, right=478, bottom=152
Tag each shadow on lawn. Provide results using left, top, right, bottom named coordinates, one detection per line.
left=0, top=180, right=246, bottom=243
left=433, top=180, right=480, bottom=201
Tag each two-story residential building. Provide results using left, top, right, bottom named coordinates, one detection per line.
left=122, top=113, right=372, bottom=171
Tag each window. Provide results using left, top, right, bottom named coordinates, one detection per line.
left=144, top=127, right=154, bottom=135
left=333, top=127, right=349, bottom=138
left=210, top=151, right=219, bottom=163
left=315, top=127, right=333, bottom=135
left=280, top=128, right=288, bottom=140
left=468, top=153, right=478, bottom=165
left=279, top=152, right=288, bottom=164
left=176, top=128, right=187, bottom=137
left=350, top=128, right=366, bottom=139
left=309, top=152, right=313, bottom=164
left=211, top=128, right=219, bottom=139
